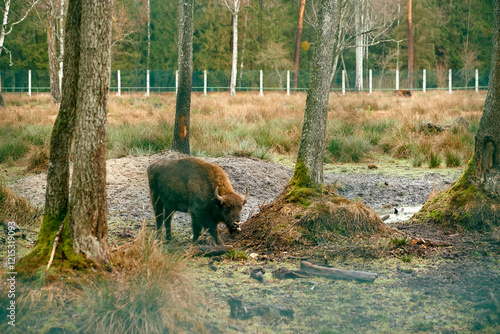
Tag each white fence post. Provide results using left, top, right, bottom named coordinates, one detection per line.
left=449, top=69, right=452, bottom=93
left=396, top=69, right=399, bottom=91
left=28, top=70, right=31, bottom=96
left=117, top=70, right=121, bottom=96
left=423, top=69, right=426, bottom=93
left=475, top=69, right=479, bottom=93
left=204, top=70, right=207, bottom=96
left=175, top=70, right=178, bottom=95
left=259, top=70, right=263, bottom=96
left=286, top=70, right=290, bottom=96
left=369, top=69, right=372, bottom=94
left=146, top=70, right=150, bottom=96
left=342, top=70, right=345, bottom=95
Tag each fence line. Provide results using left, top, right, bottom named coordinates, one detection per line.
left=0, top=69, right=490, bottom=95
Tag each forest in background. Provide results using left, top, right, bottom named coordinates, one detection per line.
left=0, top=0, right=494, bottom=76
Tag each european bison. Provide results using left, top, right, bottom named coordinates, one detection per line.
left=147, top=157, right=248, bottom=245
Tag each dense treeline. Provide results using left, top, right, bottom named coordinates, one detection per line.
left=0, top=0, right=493, bottom=73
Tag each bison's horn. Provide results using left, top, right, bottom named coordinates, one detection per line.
left=215, top=186, right=224, bottom=203
left=242, top=187, right=249, bottom=203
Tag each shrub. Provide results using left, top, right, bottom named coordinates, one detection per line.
left=429, top=152, right=442, bottom=168
left=445, top=150, right=462, bottom=167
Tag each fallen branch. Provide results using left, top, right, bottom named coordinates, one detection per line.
left=298, top=261, right=378, bottom=283
left=46, top=223, right=64, bottom=272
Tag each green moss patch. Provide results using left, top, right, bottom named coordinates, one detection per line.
left=412, top=158, right=499, bottom=231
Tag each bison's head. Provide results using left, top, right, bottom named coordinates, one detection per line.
left=215, top=186, right=249, bottom=234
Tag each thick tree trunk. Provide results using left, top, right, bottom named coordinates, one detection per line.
left=44, top=0, right=81, bottom=219
left=172, top=0, right=194, bottom=154
left=68, top=0, right=112, bottom=264
left=293, top=0, right=338, bottom=188
left=412, top=0, right=500, bottom=230
left=47, top=3, right=61, bottom=104
left=473, top=0, right=500, bottom=197
left=293, top=0, right=306, bottom=91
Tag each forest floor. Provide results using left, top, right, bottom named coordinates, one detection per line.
left=2, top=152, right=499, bottom=333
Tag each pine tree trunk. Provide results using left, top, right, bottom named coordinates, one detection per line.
left=407, top=0, right=413, bottom=89
left=68, top=0, right=112, bottom=263
left=172, top=0, right=194, bottom=154
left=293, top=0, right=338, bottom=188
left=473, top=0, right=500, bottom=197
left=47, top=2, right=61, bottom=104
left=293, top=0, right=306, bottom=91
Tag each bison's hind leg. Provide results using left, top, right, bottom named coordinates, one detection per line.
left=152, top=196, right=166, bottom=240
left=164, top=210, right=174, bottom=240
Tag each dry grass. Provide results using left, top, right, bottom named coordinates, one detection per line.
left=0, top=90, right=485, bottom=169
left=0, top=225, right=201, bottom=334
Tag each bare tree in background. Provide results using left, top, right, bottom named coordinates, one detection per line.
left=0, top=0, right=41, bottom=107
left=172, top=0, right=194, bottom=154
left=46, top=0, right=66, bottom=104
left=407, top=0, right=413, bottom=88
left=293, top=0, right=306, bottom=91
left=223, top=0, right=241, bottom=96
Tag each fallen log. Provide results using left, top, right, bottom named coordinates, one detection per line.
left=299, top=261, right=378, bottom=283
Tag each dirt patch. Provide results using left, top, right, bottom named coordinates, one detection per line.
left=8, top=152, right=458, bottom=242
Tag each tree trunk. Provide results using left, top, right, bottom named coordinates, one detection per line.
left=172, top=0, right=194, bottom=155
left=44, top=0, right=81, bottom=220
left=230, top=7, right=239, bottom=96
left=68, top=0, right=112, bottom=264
left=473, top=0, right=500, bottom=197
left=19, top=0, right=112, bottom=274
left=355, top=0, right=363, bottom=93
left=407, top=0, right=413, bottom=89
left=293, top=0, right=306, bottom=91
left=293, top=0, right=338, bottom=188
left=47, top=2, right=61, bottom=104
left=412, top=0, right=500, bottom=230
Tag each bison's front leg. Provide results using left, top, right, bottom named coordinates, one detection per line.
left=208, top=223, right=224, bottom=245
left=191, top=220, right=202, bottom=243
left=164, top=210, right=174, bottom=240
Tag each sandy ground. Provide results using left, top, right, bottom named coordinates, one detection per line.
left=9, top=151, right=458, bottom=238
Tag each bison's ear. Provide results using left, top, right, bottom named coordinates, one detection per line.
left=215, top=186, right=224, bottom=204
left=242, top=187, right=249, bottom=204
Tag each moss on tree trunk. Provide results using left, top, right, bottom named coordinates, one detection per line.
left=412, top=1, right=500, bottom=231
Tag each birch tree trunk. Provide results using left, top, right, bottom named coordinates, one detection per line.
left=293, top=0, right=338, bottom=188
left=224, top=0, right=240, bottom=96
left=230, top=6, right=238, bottom=96
left=355, top=0, right=363, bottom=93
left=293, top=0, right=306, bottom=91
left=172, top=0, right=194, bottom=154
left=47, top=2, right=61, bottom=104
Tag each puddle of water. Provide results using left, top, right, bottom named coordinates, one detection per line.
left=374, top=205, right=423, bottom=224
